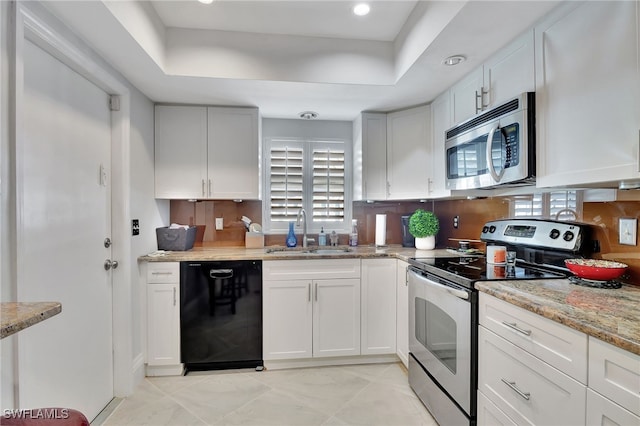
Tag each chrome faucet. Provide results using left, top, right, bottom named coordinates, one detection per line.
left=296, top=208, right=315, bottom=247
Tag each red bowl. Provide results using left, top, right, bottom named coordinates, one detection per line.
left=564, top=259, right=627, bottom=281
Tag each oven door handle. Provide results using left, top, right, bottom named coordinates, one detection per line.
left=410, top=270, right=469, bottom=300
left=486, top=123, right=506, bottom=183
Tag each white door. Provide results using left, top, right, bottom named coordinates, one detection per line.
left=18, top=39, right=114, bottom=420
left=361, top=259, right=396, bottom=355
left=313, top=279, right=360, bottom=357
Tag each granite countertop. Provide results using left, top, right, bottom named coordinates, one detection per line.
left=475, top=279, right=640, bottom=356
left=138, top=245, right=459, bottom=263
left=1, top=302, right=62, bottom=339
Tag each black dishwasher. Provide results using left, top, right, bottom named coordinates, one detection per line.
left=180, top=260, right=262, bottom=372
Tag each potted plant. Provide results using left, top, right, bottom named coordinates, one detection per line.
left=409, top=209, right=440, bottom=250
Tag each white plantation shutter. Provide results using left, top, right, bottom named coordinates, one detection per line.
left=312, top=148, right=345, bottom=222
left=264, top=137, right=351, bottom=233
left=512, top=190, right=581, bottom=219
left=269, top=146, right=303, bottom=222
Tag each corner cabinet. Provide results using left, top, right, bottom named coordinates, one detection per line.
left=154, top=105, right=260, bottom=199
left=145, top=262, right=183, bottom=376
left=262, top=259, right=361, bottom=361
left=535, top=1, right=640, bottom=187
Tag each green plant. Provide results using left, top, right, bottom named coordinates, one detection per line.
left=409, top=209, right=440, bottom=238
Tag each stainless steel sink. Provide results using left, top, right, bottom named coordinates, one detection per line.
left=264, top=247, right=352, bottom=255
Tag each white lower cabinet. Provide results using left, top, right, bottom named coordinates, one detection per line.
left=361, top=258, right=396, bottom=355
left=145, top=262, right=182, bottom=376
left=478, top=292, right=640, bottom=426
left=395, top=260, right=409, bottom=367
left=262, top=259, right=361, bottom=361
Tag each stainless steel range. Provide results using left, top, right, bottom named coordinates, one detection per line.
left=408, top=218, right=593, bottom=426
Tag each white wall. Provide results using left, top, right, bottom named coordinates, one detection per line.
left=0, top=1, right=168, bottom=407
left=263, top=118, right=352, bottom=140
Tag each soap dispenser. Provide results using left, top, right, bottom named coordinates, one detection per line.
left=318, top=227, right=327, bottom=246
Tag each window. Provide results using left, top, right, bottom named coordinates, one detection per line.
left=263, top=137, right=351, bottom=233
left=511, top=190, right=582, bottom=220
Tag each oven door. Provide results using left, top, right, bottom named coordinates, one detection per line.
left=408, top=267, right=474, bottom=415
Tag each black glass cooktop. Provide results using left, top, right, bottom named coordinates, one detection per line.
left=410, top=256, right=567, bottom=287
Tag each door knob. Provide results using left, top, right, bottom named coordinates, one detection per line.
left=104, top=259, right=119, bottom=270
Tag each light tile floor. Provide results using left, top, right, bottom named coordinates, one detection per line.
left=101, top=362, right=437, bottom=426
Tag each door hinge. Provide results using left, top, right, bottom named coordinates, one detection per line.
left=109, top=95, right=120, bottom=111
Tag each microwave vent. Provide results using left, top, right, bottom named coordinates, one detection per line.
left=446, top=97, right=521, bottom=140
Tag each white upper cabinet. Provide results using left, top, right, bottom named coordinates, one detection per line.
left=535, top=1, right=640, bottom=188
left=155, top=105, right=208, bottom=199
left=450, top=30, right=535, bottom=125
left=429, top=90, right=452, bottom=199
left=353, top=113, right=388, bottom=200
left=155, top=105, right=260, bottom=199
left=386, top=105, right=432, bottom=200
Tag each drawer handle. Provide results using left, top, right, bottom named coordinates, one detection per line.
left=151, top=272, right=173, bottom=275
left=501, top=378, right=531, bottom=401
left=502, top=321, right=532, bottom=336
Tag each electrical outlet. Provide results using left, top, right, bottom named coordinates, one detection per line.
left=619, top=218, right=637, bottom=245
left=132, top=219, right=140, bottom=236
left=215, top=218, right=224, bottom=230
left=453, top=216, right=459, bottom=229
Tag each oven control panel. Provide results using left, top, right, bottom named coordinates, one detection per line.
left=480, top=219, right=587, bottom=252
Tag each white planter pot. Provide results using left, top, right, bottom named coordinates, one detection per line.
left=415, top=235, right=435, bottom=250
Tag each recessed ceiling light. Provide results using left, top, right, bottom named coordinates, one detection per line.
left=299, top=111, right=319, bottom=120
left=198, top=0, right=214, bottom=4
left=443, top=55, right=466, bottom=66
left=353, top=3, right=370, bottom=16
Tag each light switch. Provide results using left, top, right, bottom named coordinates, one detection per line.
left=619, top=218, right=637, bottom=245
left=215, top=217, right=224, bottom=230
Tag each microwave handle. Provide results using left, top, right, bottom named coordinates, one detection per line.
left=486, top=124, right=506, bottom=183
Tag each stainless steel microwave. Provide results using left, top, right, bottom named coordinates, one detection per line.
left=445, top=92, right=535, bottom=190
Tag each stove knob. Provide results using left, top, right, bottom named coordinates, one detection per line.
left=549, top=229, right=561, bottom=239
left=489, top=226, right=497, bottom=233
left=563, top=231, right=575, bottom=242
left=482, top=226, right=489, bottom=234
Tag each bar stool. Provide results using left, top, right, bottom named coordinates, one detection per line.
left=207, top=268, right=235, bottom=315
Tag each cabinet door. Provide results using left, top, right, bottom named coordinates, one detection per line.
left=207, top=107, right=259, bottom=199
left=361, top=259, right=396, bottom=355
left=154, top=105, right=208, bottom=199
left=395, top=260, right=409, bottom=367
left=360, top=113, right=388, bottom=200
left=483, top=30, right=535, bottom=108
left=313, top=278, right=360, bottom=357
left=263, top=280, right=313, bottom=360
left=146, top=283, right=180, bottom=366
left=386, top=105, right=431, bottom=200
left=535, top=1, right=640, bottom=187
left=429, top=91, right=452, bottom=198
left=477, top=390, right=517, bottom=426
left=450, top=67, right=483, bottom=124
left=586, top=388, right=640, bottom=426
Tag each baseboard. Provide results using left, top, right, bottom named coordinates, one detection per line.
left=263, top=354, right=399, bottom=370
left=145, top=363, right=185, bottom=377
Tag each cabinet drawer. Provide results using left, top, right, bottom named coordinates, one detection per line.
left=479, top=293, right=587, bottom=383
left=263, top=259, right=360, bottom=280
left=477, top=390, right=517, bottom=426
left=587, top=388, right=640, bottom=426
left=588, top=337, right=640, bottom=416
left=147, top=262, right=180, bottom=283
left=478, top=326, right=586, bottom=426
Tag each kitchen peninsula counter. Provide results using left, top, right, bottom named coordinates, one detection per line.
left=1, top=302, right=62, bottom=339
left=475, top=279, right=640, bottom=356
